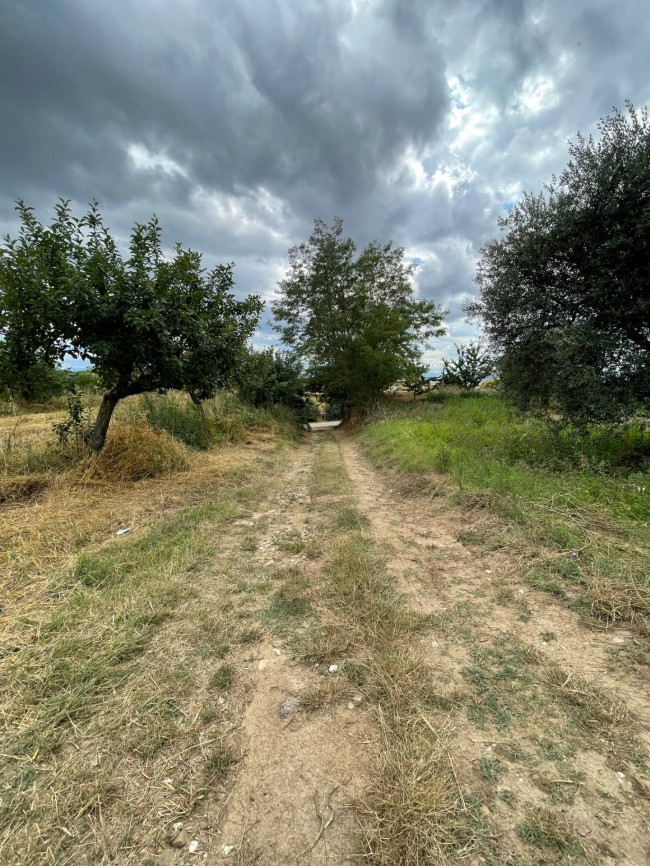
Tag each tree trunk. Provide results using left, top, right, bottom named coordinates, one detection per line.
left=89, top=390, right=120, bottom=452
left=190, top=393, right=205, bottom=415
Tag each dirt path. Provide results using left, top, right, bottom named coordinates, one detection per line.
left=205, top=431, right=650, bottom=864
left=338, top=435, right=650, bottom=865
left=9, top=429, right=648, bottom=864
left=205, top=437, right=370, bottom=865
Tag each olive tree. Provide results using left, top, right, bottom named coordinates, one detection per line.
left=469, top=104, right=650, bottom=424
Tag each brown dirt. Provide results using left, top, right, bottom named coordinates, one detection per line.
left=4, top=426, right=650, bottom=865
left=338, top=435, right=650, bottom=865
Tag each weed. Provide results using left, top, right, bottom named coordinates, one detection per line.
left=204, top=744, right=238, bottom=785
left=516, top=809, right=580, bottom=855
left=478, top=756, right=505, bottom=784
left=210, top=664, right=234, bottom=690
left=335, top=505, right=370, bottom=532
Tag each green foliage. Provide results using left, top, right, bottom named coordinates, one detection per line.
left=1, top=201, right=262, bottom=450
left=51, top=391, right=93, bottom=453
left=234, top=348, right=316, bottom=422
left=0, top=202, right=71, bottom=400
left=470, top=104, right=650, bottom=424
left=273, top=218, right=446, bottom=412
left=361, top=395, right=650, bottom=515
left=441, top=341, right=492, bottom=389
left=141, top=393, right=212, bottom=450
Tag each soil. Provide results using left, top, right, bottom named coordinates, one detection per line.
left=5, top=428, right=650, bottom=864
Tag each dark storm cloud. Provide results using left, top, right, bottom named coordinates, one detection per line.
left=1, top=0, right=649, bottom=368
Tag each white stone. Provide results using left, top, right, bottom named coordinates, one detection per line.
left=353, top=695, right=362, bottom=703
left=347, top=702, right=355, bottom=710
left=222, top=845, right=235, bottom=857
left=328, top=664, right=339, bottom=673
left=172, top=822, right=184, bottom=834
left=273, top=648, right=281, bottom=656
left=188, top=840, right=200, bottom=854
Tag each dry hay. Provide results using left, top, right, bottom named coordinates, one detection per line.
left=0, top=474, right=50, bottom=505
left=585, top=573, right=650, bottom=626
left=0, top=434, right=275, bottom=661
left=76, top=421, right=190, bottom=481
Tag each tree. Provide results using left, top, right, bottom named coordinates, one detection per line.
left=0, top=201, right=72, bottom=400
left=441, top=341, right=493, bottom=389
left=234, top=348, right=314, bottom=420
left=2, top=201, right=262, bottom=449
left=403, top=363, right=430, bottom=397
left=272, top=218, right=446, bottom=414
left=469, top=103, right=650, bottom=424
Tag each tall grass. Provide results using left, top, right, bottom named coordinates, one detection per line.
left=360, top=395, right=650, bottom=627
left=1, top=390, right=300, bottom=488
left=362, top=395, right=650, bottom=522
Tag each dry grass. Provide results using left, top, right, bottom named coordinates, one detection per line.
left=0, top=439, right=287, bottom=864
left=301, top=436, right=487, bottom=864
left=0, top=432, right=276, bottom=666
left=585, top=573, right=650, bottom=626
left=542, top=665, right=633, bottom=755
left=359, top=710, right=473, bottom=865
left=298, top=676, right=354, bottom=713
left=77, top=420, right=190, bottom=481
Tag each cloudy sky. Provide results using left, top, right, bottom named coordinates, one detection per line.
left=1, top=0, right=649, bottom=372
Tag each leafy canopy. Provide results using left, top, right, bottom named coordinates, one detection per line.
left=1, top=200, right=262, bottom=448
left=0, top=201, right=73, bottom=400
left=442, top=341, right=493, bottom=389
left=234, top=348, right=315, bottom=422
left=469, top=104, right=650, bottom=424
left=272, top=218, right=446, bottom=411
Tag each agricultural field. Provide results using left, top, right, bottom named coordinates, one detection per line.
left=1, top=390, right=649, bottom=864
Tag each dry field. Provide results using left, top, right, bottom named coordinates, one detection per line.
left=1, top=407, right=649, bottom=865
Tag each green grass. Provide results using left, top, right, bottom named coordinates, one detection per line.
left=360, top=395, right=650, bottom=628
left=210, top=664, right=234, bottom=690
left=362, top=395, right=649, bottom=519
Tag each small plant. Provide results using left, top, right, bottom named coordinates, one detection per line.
left=204, top=744, right=238, bottom=785
left=209, top=664, right=233, bottom=690
left=51, top=389, right=93, bottom=454
left=478, top=756, right=505, bottom=784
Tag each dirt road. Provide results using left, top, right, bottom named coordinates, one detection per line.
left=162, top=430, right=650, bottom=864
left=4, top=429, right=650, bottom=864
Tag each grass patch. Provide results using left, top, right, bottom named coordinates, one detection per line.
left=516, top=809, right=581, bottom=856
left=210, top=664, right=234, bottom=690
left=204, top=744, right=239, bottom=786
left=360, top=395, right=650, bottom=632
